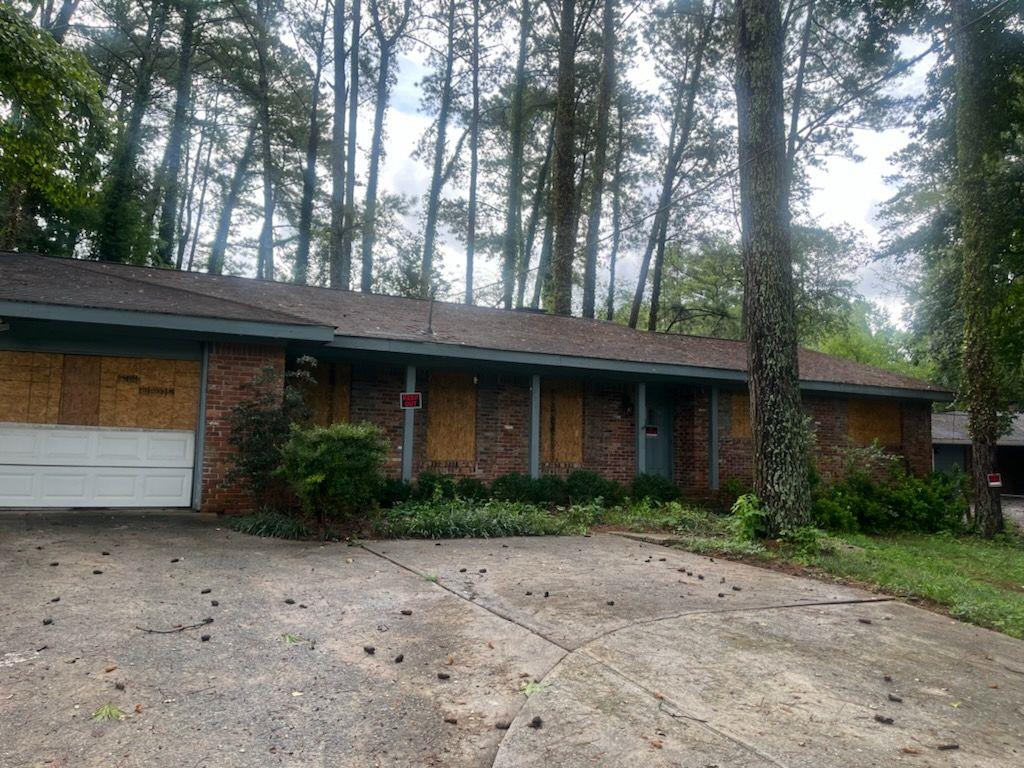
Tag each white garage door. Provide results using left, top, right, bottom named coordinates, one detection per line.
left=0, top=424, right=194, bottom=507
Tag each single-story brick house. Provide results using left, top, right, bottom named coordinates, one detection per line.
left=0, top=253, right=950, bottom=512
left=933, top=411, right=1023, bottom=494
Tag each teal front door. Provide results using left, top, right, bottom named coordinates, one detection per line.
left=644, top=387, right=674, bottom=479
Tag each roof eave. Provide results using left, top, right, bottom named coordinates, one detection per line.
left=0, top=300, right=336, bottom=342
left=329, top=335, right=951, bottom=401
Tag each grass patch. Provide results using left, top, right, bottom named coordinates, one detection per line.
left=228, top=510, right=311, bottom=540
left=92, top=703, right=125, bottom=722
left=373, top=497, right=593, bottom=539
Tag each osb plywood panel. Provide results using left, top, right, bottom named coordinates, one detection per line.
left=541, top=379, right=583, bottom=464
left=0, top=351, right=63, bottom=423
left=59, top=355, right=101, bottom=426
left=427, top=370, right=476, bottom=461
left=307, top=363, right=351, bottom=426
left=848, top=399, right=902, bottom=446
left=96, top=356, right=200, bottom=430
left=730, top=391, right=752, bottom=439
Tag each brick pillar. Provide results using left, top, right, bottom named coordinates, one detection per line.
left=200, top=342, right=286, bottom=513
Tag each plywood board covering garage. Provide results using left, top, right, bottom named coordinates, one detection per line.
left=0, top=351, right=199, bottom=430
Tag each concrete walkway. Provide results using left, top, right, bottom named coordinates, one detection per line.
left=1, top=512, right=1022, bottom=767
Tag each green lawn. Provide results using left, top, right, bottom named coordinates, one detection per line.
left=808, top=532, right=1024, bottom=639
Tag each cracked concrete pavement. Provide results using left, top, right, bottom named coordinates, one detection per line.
left=2, top=512, right=1022, bottom=767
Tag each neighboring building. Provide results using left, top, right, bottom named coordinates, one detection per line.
left=932, top=412, right=1024, bottom=494
left=0, top=253, right=950, bottom=512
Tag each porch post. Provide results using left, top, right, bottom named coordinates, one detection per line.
left=402, top=365, right=416, bottom=482
left=636, top=382, right=647, bottom=476
left=192, top=342, right=209, bottom=510
left=708, top=387, right=720, bottom=490
left=529, top=374, right=541, bottom=479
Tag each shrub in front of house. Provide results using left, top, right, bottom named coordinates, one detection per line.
left=565, top=470, right=626, bottom=504
left=374, top=496, right=593, bottom=539
left=378, top=478, right=413, bottom=508
left=631, top=473, right=682, bottom=503
left=812, top=469, right=968, bottom=534
left=277, top=422, right=388, bottom=532
left=455, top=477, right=489, bottom=500
left=414, top=471, right=457, bottom=500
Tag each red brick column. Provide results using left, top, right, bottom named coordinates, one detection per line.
left=200, top=342, right=286, bottom=513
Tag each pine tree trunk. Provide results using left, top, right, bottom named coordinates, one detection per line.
left=330, top=0, right=348, bottom=288
left=950, top=0, right=1003, bottom=537
left=48, top=0, right=79, bottom=44
left=517, top=124, right=554, bottom=308
left=361, top=48, right=390, bottom=290
left=420, top=0, right=457, bottom=297
left=341, top=0, right=361, bottom=284
left=465, top=0, right=481, bottom=304
left=209, top=122, right=257, bottom=275
left=647, top=212, right=670, bottom=331
left=581, top=0, right=616, bottom=319
left=734, top=0, right=811, bottom=535
left=96, top=0, right=170, bottom=263
left=295, top=0, right=331, bottom=285
left=255, top=0, right=276, bottom=281
left=605, top=107, right=624, bottom=321
left=549, top=0, right=577, bottom=315
left=156, top=0, right=197, bottom=267
left=502, top=0, right=531, bottom=309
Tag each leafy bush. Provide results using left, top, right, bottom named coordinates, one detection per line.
left=812, top=470, right=967, bottom=534
left=277, top=422, right=388, bottom=531
left=728, top=493, right=767, bottom=541
left=455, top=477, right=489, bottom=500
left=596, top=498, right=694, bottom=531
left=631, top=473, right=681, bottom=502
left=375, top=497, right=591, bottom=539
left=378, top=478, right=412, bottom=508
left=229, top=510, right=311, bottom=540
left=565, top=470, right=625, bottom=504
left=415, top=472, right=457, bottom=500
left=533, top=475, right=569, bottom=505
left=228, top=360, right=314, bottom=505
left=490, top=472, right=568, bottom=505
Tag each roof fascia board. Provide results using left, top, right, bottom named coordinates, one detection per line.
left=329, top=335, right=949, bottom=401
left=0, top=300, right=335, bottom=342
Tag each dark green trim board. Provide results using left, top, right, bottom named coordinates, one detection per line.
left=0, top=326, right=203, bottom=359
left=401, top=366, right=416, bottom=482
left=0, top=300, right=335, bottom=342
left=635, top=383, right=647, bottom=476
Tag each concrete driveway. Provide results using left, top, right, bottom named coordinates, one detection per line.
left=1, top=512, right=1022, bottom=767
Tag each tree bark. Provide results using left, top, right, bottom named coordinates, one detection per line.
left=784, top=0, right=814, bottom=185
left=47, top=0, right=80, bottom=43
left=950, top=0, right=1003, bottom=537
left=419, top=0, right=457, bottom=297
left=156, top=0, right=197, bottom=267
left=254, top=0, right=276, bottom=280
left=581, top=0, right=616, bottom=319
left=549, top=0, right=577, bottom=315
left=341, top=0, right=361, bottom=285
left=516, top=123, right=554, bottom=308
left=330, top=0, right=348, bottom=288
left=362, top=0, right=412, bottom=292
left=295, top=0, right=332, bottom=285
left=734, top=0, right=811, bottom=534
left=465, top=0, right=481, bottom=304
left=501, top=0, right=531, bottom=309
left=209, top=121, right=257, bottom=275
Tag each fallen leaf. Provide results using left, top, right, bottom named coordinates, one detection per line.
left=104, top=666, right=117, bottom=674
left=649, top=739, right=663, bottom=749
left=900, top=747, right=921, bottom=755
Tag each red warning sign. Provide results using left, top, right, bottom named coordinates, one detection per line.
left=400, top=392, right=422, bottom=410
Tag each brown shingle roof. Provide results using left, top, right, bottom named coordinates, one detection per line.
left=0, top=252, right=948, bottom=397
left=933, top=412, right=1024, bottom=446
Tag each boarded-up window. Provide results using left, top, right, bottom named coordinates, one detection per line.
left=730, top=391, right=752, bottom=439
left=426, top=371, right=476, bottom=461
left=0, top=351, right=199, bottom=429
left=306, top=362, right=351, bottom=426
left=848, top=399, right=902, bottom=446
left=540, top=379, right=583, bottom=464
left=0, top=351, right=63, bottom=423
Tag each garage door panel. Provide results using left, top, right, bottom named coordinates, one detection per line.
left=0, top=425, right=194, bottom=507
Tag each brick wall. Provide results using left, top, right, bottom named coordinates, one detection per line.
left=200, top=342, right=286, bottom=514
left=350, top=364, right=406, bottom=477
left=581, top=381, right=636, bottom=483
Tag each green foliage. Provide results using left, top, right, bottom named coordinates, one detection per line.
left=812, top=470, right=968, bottom=535
left=91, top=703, right=125, bottom=722
left=374, top=497, right=591, bottom=539
left=414, top=472, right=457, bottom=500
left=596, top=498, right=696, bottom=532
left=378, top=478, right=413, bottom=508
left=455, top=477, right=489, bottom=501
left=490, top=472, right=568, bottom=505
left=565, top=470, right=625, bottom=504
left=728, top=493, right=767, bottom=541
left=630, top=473, right=681, bottom=503
left=228, top=510, right=311, bottom=540
left=277, top=422, right=388, bottom=530
left=0, top=4, right=107, bottom=252
left=228, top=361, right=313, bottom=505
